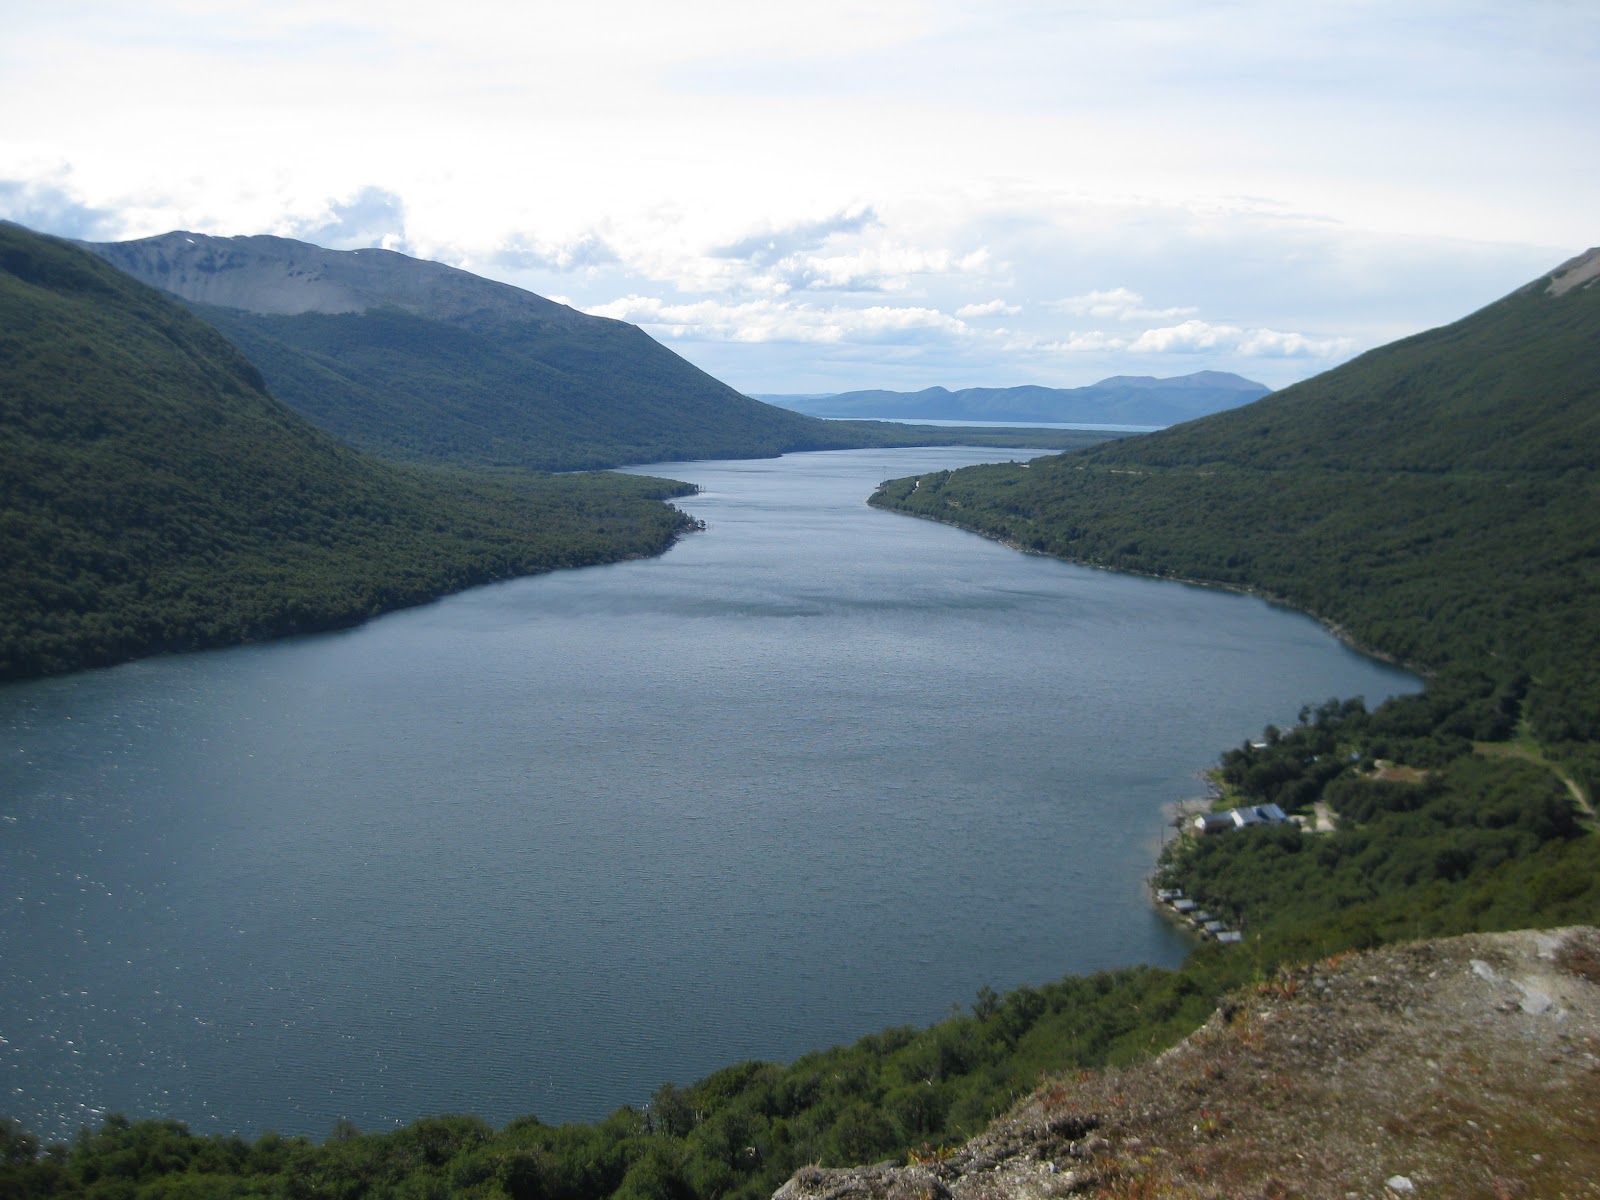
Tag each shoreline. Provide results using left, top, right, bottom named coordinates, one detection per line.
left=865, top=495, right=1432, bottom=678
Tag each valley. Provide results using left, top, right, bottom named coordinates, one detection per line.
left=1, top=226, right=1597, bottom=1200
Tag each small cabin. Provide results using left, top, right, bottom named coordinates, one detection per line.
left=1192, top=811, right=1238, bottom=835
left=1194, top=803, right=1291, bottom=835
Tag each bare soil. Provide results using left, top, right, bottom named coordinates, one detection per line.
left=777, top=927, right=1600, bottom=1200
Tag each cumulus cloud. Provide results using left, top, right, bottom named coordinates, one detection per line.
left=493, top=231, right=619, bottom=272
left=713, top=205, right=879, bottom=266
left=1008, top=330, right=1129, bottom=354
left=1129, top=319, right=1355, bottom=358
left=692, top=205, right=993, bottom=295
left=787, top=244, right=989, bottom=293
left=584, top=294, right=971, bottom=344
left=0, top=178, right=124, bottom=241
left=956, top=298, right=1022, bottom=317
left=284, top=186, right=410, bottom=252
left=1050, top=287, right=1198, bottom=321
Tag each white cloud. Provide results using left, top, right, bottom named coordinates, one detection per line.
left=1128, top=319, right=1355, bottom=359
left=1236, top=327, right=1359, bottom=359
left=585, top=294, right=971, bottom=344
left=0, top=175, right=122, bottom=240
left=1007, top=330, right=1128, bottom=354
left=956, top=299, right=1021, bottom=317
left=712, top=206, right=879, bottom=266
left=282, top=185, right=409, bottom=252
left=0, top=0, right=1591, bottom=392
left=1050, top=288, right=1197, bottom=321
left=490, top=231, right=619, bottom=273
left=788, top=244, right=990, bottom=293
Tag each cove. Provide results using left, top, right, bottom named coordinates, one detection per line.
left=0, top=446, right=1420, bottom=1142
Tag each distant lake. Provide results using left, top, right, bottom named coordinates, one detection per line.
left=0, top=447, right=1420, bottom=1142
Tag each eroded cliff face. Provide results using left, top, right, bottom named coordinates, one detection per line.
left=777, top=928, right=1600, bottom=1200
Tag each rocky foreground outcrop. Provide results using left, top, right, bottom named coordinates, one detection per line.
left=777, top=928, right=1600, bottom=1200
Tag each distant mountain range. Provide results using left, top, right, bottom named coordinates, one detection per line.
left=80, top=232, right=940, bottom=471
left=758, top=371, right=1270, bottom=426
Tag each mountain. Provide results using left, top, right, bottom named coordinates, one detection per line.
left=80, top=232, right=949, bottom=471
left=871, top=249, right=1600, bottom=749
left=759, top=371, right=1270, bottom=425
left=5, top=233, right=1596, bottom=1192
left=0, top=223, right=697, bottom=680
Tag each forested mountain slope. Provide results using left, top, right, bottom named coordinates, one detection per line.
left=82, top=232, right=1032, bottom=471
left=873, top=250, right=1600, bottom=755
left=4, top=232, right=1599, bottom=1200
left=0, top=224, right=697, bottom=680
left=1088, top=260, right=1600, bottom=473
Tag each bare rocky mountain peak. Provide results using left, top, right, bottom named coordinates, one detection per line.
left=83, top=230, right=587, bottom=330
left=1547, top=247, right=1600, bottom=297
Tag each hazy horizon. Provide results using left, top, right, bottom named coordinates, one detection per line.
left=3, top=2, right=1592, bottom=394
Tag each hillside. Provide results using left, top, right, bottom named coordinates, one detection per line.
left=5, top=238, right=1596, bottom=1195
left=760, top=371, right=1269, bottom=426
left=7, top=926, right=1596, bottom=1199
left=871, top=250, right=1600, bottom=759
left=0, top=224, right=698, bottom=680
left=81, top=232, right=1093, bottom=471
left=779, top=927, right=1600, bottom=1200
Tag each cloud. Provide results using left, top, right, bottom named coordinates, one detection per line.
left=1128, top=319, right=1355, bottom=359
left=1050, top=287, right=1198, bottom=321
left=1235, top=327, right=1359, bottom=358
left=585, top=294, right=971, bottom=344
left=492, top=231, right=619, bottom=273
left=956, top=298, right=1021, bottom=317
left=683, top=207, right=994, bottom=295
left=0, top=177, right=123, bottom=241
left=786, top=244, right=990, bottom=293
left=282, top=186, right=409, bottom=252
left=1006, top=330, right=1128, bottom=354
left=713, top=206, right=878, bottom=266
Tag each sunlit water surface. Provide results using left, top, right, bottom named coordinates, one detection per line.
left=0, top=447, right=1420, bottom=1140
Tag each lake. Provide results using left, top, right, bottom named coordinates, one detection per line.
left=0, top=446, right=1420, bottom=1142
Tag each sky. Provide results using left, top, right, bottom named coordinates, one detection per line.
left=2, top=0, right=1595, bottom=395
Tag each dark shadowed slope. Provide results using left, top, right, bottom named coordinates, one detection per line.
left=1, top=224, right=696, bottom=680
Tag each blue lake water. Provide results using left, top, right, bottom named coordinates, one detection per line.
left=0, top=446, right=1420, bottom=1142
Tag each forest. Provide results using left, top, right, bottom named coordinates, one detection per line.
left=0, top=225, right=708, bottom=680
left=870, top=264, right=1600, bottom=762
left=3, top=239, right=1598, bottom=1196
left=1, top=224, right=1109, bottom=681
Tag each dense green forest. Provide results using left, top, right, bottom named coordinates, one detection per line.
left=871, top=259, right=1600, bottom=748
left=187, top=302, right=907, bottom=472
left=869, top=252, right=1600, bottom=959
left=0, top=225, right=701, bottom=680
left=5, top=237, right=1597, bottom=1198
